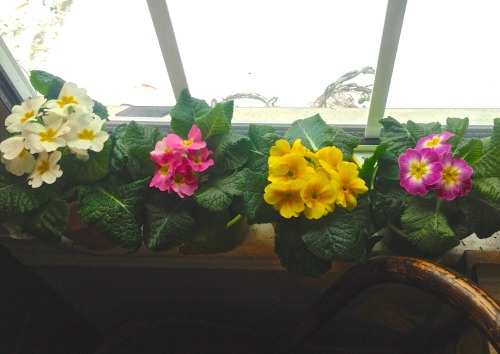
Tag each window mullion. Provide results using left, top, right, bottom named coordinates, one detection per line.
left=365, top=0, right=407, bottom=139
left=0, top=37, right=36, bottom=106
left=146, top=0, right=189, bottom=101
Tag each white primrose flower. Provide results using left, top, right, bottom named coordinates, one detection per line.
left=69, top=147, right=89, bottom=161
left=1, top=149, right=36, bottom=176
left=28, top=151, right=63, bottom=188
left=64, top=113, right=109, bottom=152
left=44, top=82, right=94, bottom=115
left=5, top=96, right=47, bottom=133
left=0, top=136, right=26, bottom=160
left=23, top=112, right=70, bottom=153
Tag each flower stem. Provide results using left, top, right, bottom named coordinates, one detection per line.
left=226, top=214, right=242, bottom=228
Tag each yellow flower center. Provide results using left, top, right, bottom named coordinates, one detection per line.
left=181, top=139, right=193, bottom=147
left=57, top=95, right=78, bottom=108
left=425, top=137, right=441, bottom=147
left=18, top=149, right=27, bottom=158
left=192, top=156, right=201, bottom=164
left=20, top=110, right=35, bottom=123
left=77, top=128, right=95, bottom=141
left=37, top=159, right=50, bottom=174
left=173, top=173, right=185, bottom=185
left=39, top=128, right=57, bottom=142
left=442, top=166, right=459, bottom=185
left=409, top=161, right=427, bottom=180
left=160, top=164, right=171, bottom=177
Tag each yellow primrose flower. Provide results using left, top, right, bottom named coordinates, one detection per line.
left=331, top=161, right=368, bottom=211
left=269, top=139, right=308, bottom=167
left=268, top=153, right=314, bottom=183
left=264, top=180, right=305, bottom=218
left=301, top=172, right=338, bottom=219
left=315, top=146, right=343, bottom=174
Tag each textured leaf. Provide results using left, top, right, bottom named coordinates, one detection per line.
left=195, top=103, right=230, bottom=139
left=170, top=89, right=212, bottom=138
left=233, top=169, right=277, bottom=223
left=207, top=132, right=250, bottom=174
left=275, top=219, right=332, bottom=277
left=406, top=120, right=442, bottom=142
left=459, top=192, right=500, bottom=238
left=400, top=198, right=459, bottom=253
left=245, top=124, right=280, bottom=173
left=221, top=100, right=234, bottom=125
left=284, top=115, right=334, bottom=152
left=0, top=168, right=53, bottom=221
left=143, top=202, right=195, bottom=251
left=194, top=172, right=246, bottom=212
left=122, top=121, right=161, bottom=179
left=455, top=138, right=483, bottom=166
left=380, top=117, right=417, bottom=156
left=472, top=118, right=500, bottom=177
left=24, top=199, right=69, bottom=243
left=330, top=125, right=360, bottom=161
left=59, top=139, right=112, bottom=184
left=30, top=70, right=65, bottom=99
left=445, top=117, right=469, bottom=150
left=474, top=177, right=500, bottom=202
left=78, top=183, right=145, bottom=252
left=359, top=143, right=388, bottom=185
left=301, top=202, right=371, bottom=263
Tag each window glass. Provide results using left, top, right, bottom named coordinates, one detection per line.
left=0, top=0, right=176, bottom=107
left=168, top=0, right=387, bottom=109
left=386, top=0, right=500, bottom=124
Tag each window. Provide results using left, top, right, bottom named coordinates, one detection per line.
left=0, top=0, right=497, bottom=140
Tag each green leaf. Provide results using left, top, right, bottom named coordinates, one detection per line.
left=207, top=132, right=250, bottom=174
left=406, top=120, right=442, bottom=142
left=330, top=125, right=360, bottom=161
left=284, top=115, right=333, bottom=152
left=221, top=100, right=234, bottom=125
left=380, top=117, right=416, bottom=156
left=24, top=199, right=69, bottom=243
left=246, top=124, right=280, bottom=173
left=274, top=218, right=332, bottom=277
left=0, top=168, right=53, bottom=222
left=399, top=198, right=459, bottom=253
left=122, top=121, right=162, bottom=179
left=234, top=169, right=277, bottom=223
left=445, top=117, right=469, bottom=150
left=194, top=103, right=230, bottom=139
left=474, top=177, right=500, bottom=202
left=78, top=183, right=145, bottom=252
left=359, top=143, right=388, bottom=184
left=472, top=118, right=500, bottom=178
left=30, top=70, right=65, bottom=99
left=59, top=139, right=112, bottom=184
left=92, top=100, right=109, bottom=120
left=170, top=89, right=212, bottom=138
left=143, top=202, right=196, bottom=251
left=301, top=204, right=371, bottom=263
left=459, top=192, right=500, bottom=238
left=455, top=138, right=483, bottom=165
left=194, top=172, right=246, bottom=212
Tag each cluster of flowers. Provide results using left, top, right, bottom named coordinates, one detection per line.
left=398, top=132, right=473, bottom=200
left=263, top=139, right=368, bottom=219
left=0, top=83, right=109, bottom=188
left=149, top=125, right=214, bottom=198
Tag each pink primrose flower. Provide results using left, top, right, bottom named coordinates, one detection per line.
left=399, top=148, right=443, bottom=195
left=187, top=148, right=214, bottom=172
left=168, top=164, right=198, bottom=198
left=415, top=132, right=454, bottom=154
left=433, top=152, right=473, bottom=200
left=150, top=138, right=174, bottom=156
left=165, top=125, right=206, bottom=151
left=149, top=151, right=184, bottom=191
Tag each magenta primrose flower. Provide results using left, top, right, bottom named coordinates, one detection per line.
left=399, top=148, right=443, bottom=196
left=165, top=125, right=206, bottom=151
left=415, top=132, right=454, bottom=154
left=149, top=124, right=213, bottom=198
left=432, top=152, right=473, bottom=201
